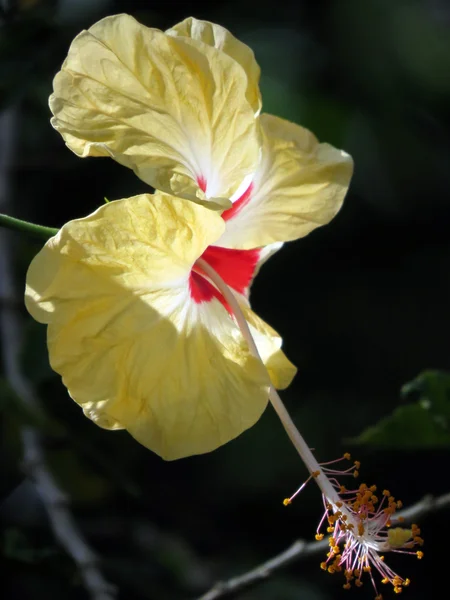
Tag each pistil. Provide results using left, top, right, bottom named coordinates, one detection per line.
left=195, top=257, right=423, bottom=598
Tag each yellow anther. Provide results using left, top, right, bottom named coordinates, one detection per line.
left=363, top=566, right=371, bottom=573
left=320, top=561, right=328, bottom=571
left=353, top=470, right=359, bottom=478
left=354, top=460, right=361, bottom=469
left=375, top=595, right=383, bottom=600
left=327, top=526, right=334, bottom=533
left=283, top=498, right=291, bottom=506
left=383, top=489, right=390, bottom=497
left=370, top=485, right=377, bottom=492
left=344, top=452, right=351, bottom=460
left=328, top=565, right=336, bottom=574
left=344, top=569, right=353, bottom=578
left=339, top=485, right=347, bottom=493
left=416, top=551, right=424, bottom=559
left=335, top=501, right=343, bottom=508
left=343, top=583, right=351, bottom=590
left=404, top=579, right=410, bottom=587
left=394, top=586, right=403, bottom=594
left=381, top=578, right=389, bottom=585
left=333, top=545, right=340, bottom=554
left=355, top=579, right=363, bottom=587
left=315, top=533, right=324, bottom=541
left=396, top=500, right=403, bottom=508
left=312, top=470, right=320, bottom=478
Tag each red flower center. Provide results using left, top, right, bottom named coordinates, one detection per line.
left=189, top=181, right=259, bottom=312
left=189, top=246, right=260, bottom=313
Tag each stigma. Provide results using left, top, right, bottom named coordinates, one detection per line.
left=284, top=454, right=424, bottom=598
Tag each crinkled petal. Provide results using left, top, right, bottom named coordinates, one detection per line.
left=50, top=14, right=260, bottom=209
left=166, top=17, right=261, bottom=115
left=218, top=113, right=353, bottom=248
left=25, top=194, right=275, bottom=460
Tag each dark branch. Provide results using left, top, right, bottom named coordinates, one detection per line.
left=0, top=106, right=117, bottom=600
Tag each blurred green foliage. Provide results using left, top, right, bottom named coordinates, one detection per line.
left=1, top=0, right=450, bottom=599
left=352, top=370, right=450, bottom=448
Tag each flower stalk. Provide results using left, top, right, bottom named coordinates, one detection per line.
left=0, top=213, right=58, bottom=240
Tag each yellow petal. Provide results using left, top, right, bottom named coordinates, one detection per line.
left=49, top=14, right=260, bottom=210
left=25, top=193, right=274, bottom=460
left=387, top=528, right=413, bottom=549
left=166, top=17, right=261, bottom=115
left=218, top=113, right=354, bottom=248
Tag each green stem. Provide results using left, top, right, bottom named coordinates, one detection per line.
left=0, top=214, right=58, bottom=240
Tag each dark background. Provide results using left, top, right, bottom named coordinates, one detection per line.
left=1, top=0, right=449, bottom=599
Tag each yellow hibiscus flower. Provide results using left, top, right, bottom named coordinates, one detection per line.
left=26, top=14, right=353, bottom=460
left=4, top=13, right=423, bottom=597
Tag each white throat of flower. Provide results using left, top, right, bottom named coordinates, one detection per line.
left=196, top=257, right=424, bottom=599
